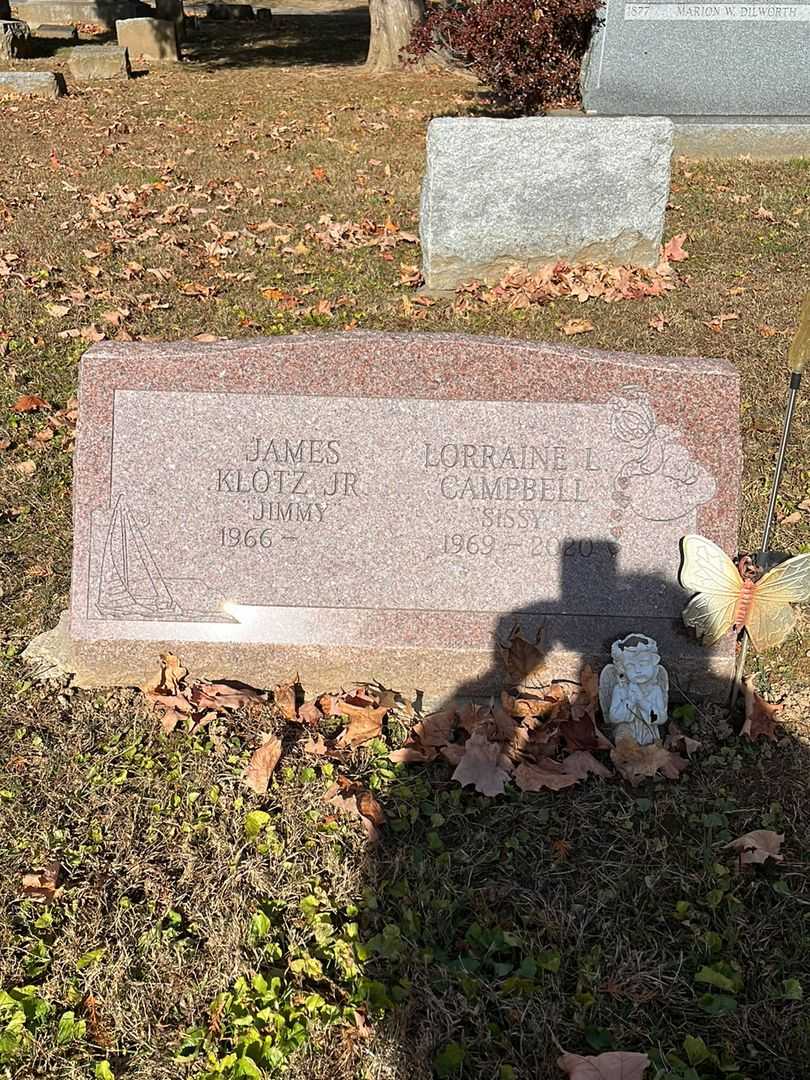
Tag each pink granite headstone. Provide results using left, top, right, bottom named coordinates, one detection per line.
left=65, top=331, right=741, bottom=700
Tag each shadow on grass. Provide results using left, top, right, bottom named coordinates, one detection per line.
left=183, top=8, right=371, bottom=70
left=2, top=545, right=809, bottom=1078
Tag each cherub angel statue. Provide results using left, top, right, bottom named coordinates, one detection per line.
left=598, top=634, right=669, bottom=746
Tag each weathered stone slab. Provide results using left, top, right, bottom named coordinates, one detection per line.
left=31, top=21, right=79, bottom=37
left=13, top=0, right=146, bottom=28
left=0, top=18, right=33, bottom=58
left=116, top=16, right=179, bottom=59
left=67, top=42, right=130, bottom=78
left=582, top=0, right=810, bottom=117
left=0, top=69, right=62, bottom=95
left=62, top=332, right=740, bottom=702
left=420, top=117, right=673, bottom=293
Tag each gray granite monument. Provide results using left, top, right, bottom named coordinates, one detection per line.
left=581, top=0, right=810, bottom=157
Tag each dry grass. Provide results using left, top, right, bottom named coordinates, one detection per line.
left=1, top=8, right=810, bottom=1080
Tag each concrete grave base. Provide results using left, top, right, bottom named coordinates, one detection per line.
left=0, top=69, right=63, bottom=95
left=672, top=120, right=810, bottom=160
left=24, top=610, right=734, bottom=707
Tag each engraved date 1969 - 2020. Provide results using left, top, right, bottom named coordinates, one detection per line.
left=442, top=535, right=613, bottom=558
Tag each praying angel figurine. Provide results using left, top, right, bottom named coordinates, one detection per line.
left=598, top=634, right=669, bottom=746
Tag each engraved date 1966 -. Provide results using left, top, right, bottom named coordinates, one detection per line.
left=220, top=526, right=274, bottom=549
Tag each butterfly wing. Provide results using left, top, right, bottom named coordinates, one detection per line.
left=682, top=592, right=739, bottom=646
left=679, top=535, right=742, bottom=645
left=745, top=553, right=810, bottom=652
left=679, top=535, right=743, bottom=594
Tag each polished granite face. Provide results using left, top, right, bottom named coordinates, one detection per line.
left=68, top=331, right=741, bottom=701
left=582, top=0, right=810, bottom=117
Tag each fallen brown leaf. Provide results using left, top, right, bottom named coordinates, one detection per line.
left=662, top=232, right=689, bottom=262
left=665, top=721, right=702, bottom=757
left=741, top=677, right=781, bottom=741
left=514, top=759, right=578, bottom=792
left=558, top=1050, right=650, bottom=1079
left=324, top=775, right=384, bottom=841
left=498, top=623, right=546, bottom=687
left=560, top=317, right=595, bottom=336
left=610, top=736, right=688, bottom=786
left=335, top=700, right=388, bottom=748
left=561, top=750, right=612, bottom=780
left=272, top=675, right=302, bottom=720
left=726, top=829, right=784, bottom=868
left=451, top=728, right=512, bottom=797
left=244, top=735, right=283, bottom=795
left=21, top=861, right=61, bottom=903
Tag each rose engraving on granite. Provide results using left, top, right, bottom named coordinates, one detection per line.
left=93, top=494, right=234, bottom=622
left=608, top=384, right=717, bottom=531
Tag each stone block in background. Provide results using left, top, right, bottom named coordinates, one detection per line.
left=0, top=18, right=33, bottom=58
left=51, top=332, right=740, bottom=704
left=31, top=21, right=79, bottom=38
left=13, top=0, right=148, bottom=28
left=420, top=116, right=673, bottom=293
left=0, top=68, right=62, bottom=95
left=67, top=42, right=130, bottom=78
left=116, top=16, right=179, bottom=59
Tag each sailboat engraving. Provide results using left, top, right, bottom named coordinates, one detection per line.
left=92, top=494, right=237, bottom=623
left=97, top=495, right=176, bottom=618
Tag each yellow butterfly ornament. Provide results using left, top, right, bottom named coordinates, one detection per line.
left=679, top=535, right=810, bottom=652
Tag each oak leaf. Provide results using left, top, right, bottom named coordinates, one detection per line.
left=560, top=317, right=595, bottom=336
left=304, top=733, right=330, bottom=756
left=726, top=829, right=784, bottom=868
left=297, top=701, right=322, bottom=727
left=514, top=759, right=578, bottom=792
left=21, top=861, right=61, bottom=903
left=610, top=736, right=688, bottom=786
left=272, top=675, right=301, bottom=720
left=335, top=701, right=388, bottom=748
left=142, top=652, right=188, bottom=695
left=501, top=686, right=564, bottom=720
left=498, top=623, right=546, bottom=687
left=439, top=743, right=466, bottom=766
left=561, top=668, right=611, bottom=751
left=662, top=233, right=689, bottom=262
left=243, top=735, right=283, bottom=795
left=11, top=393, right=49, bottom=412
left=192, top=681, right=265, bottom=712
left=451, top=729, right=512, bottom=797
left=665, top=721, right=702, bottom=757
left=741, top=677, right=781, bottom=741
left=561, top=750, right=612, bottom=781
left=324, top=776, right=384, bottom=841
left=558, top=1050, right=650, bottom=1079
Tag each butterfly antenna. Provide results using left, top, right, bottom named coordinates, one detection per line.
left=730, top=292, right=810, bottom=709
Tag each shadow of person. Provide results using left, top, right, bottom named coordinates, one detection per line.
left=439, top=537, right=734, bottom=714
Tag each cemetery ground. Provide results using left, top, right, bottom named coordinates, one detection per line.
left=2, top=14, right=810, bottom=1080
